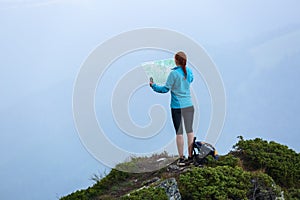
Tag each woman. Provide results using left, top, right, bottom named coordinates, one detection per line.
left=150, top=51, right=195, bottom=166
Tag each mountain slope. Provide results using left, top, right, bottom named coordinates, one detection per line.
left=60, top=137, right=300, bottom=199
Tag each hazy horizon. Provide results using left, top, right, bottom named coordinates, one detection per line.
left=1, top=1, right=300, bottom=199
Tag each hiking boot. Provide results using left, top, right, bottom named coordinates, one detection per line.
left=185, top=156, right=194, bottom=165
left=177, top=157, right=186, bottom=166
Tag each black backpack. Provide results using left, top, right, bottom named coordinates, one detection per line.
left=192, top=137, right=218, bottom=166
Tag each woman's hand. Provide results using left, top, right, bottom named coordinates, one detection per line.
left=149, top=77, right=154, bottom=87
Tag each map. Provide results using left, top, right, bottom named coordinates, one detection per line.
left=142, top=58, right=175, bottom=85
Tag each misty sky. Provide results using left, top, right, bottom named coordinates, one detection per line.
left=1, top=1, right=300, bottom=200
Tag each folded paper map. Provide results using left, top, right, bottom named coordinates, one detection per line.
left=142, top=58, right=175, bottom=85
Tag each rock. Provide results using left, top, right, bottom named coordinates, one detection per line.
left=157, top=157, right=166, bottom=162
left=156, top=178, right=181, bottom=200
left=167, top=164, right=180, bottom=172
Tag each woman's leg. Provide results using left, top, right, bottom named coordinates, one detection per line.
left=172, top=108, right=184, bottom=158
left=176, top=134, right=184, bottom=158
left=187, top=132, right=195, bottom=157
left=182, top=106, right=195, bottom=158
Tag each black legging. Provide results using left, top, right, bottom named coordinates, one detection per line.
left=171, top=106, right=194, bottom=135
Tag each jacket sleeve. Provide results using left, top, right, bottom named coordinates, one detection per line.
left=151, top=84, right=169, bottom=93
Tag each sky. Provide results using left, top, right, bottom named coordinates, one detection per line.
left=1, top=0, right=300, bottom=199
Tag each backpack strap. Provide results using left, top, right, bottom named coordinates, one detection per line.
left=192, top=137, right=197, bottom=156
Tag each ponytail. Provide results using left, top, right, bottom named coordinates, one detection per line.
left=175, top=51, right=187, bottom=78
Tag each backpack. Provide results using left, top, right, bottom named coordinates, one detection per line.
left=192, top=137, right=218, bottom=166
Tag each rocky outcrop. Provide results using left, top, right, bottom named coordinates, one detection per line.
left=156, top=178, right=181, bottom=200
left=126, top=177, right=181, bottom=200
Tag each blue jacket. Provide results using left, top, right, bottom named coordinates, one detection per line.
left=151, top=66, right=193, bottom=108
